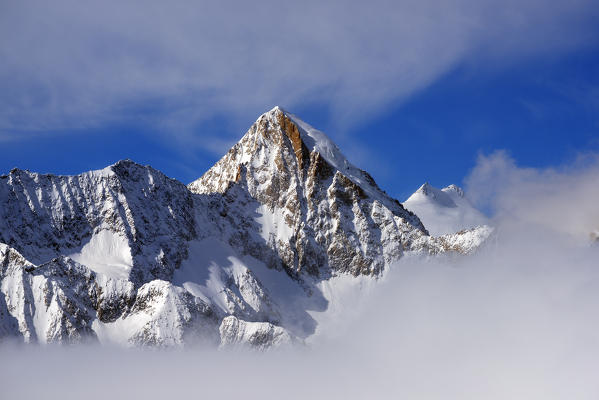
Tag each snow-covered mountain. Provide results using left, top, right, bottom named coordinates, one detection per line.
left=403, top=182, right=489, bottom=236
left=0, top=107, right=491, bottom=348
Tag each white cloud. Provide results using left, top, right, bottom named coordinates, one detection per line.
left=1, top=0, right=598, bottom=148
left=466, top=151, right=599, bottom=240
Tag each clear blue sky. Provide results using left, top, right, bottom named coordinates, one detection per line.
left=1, top=1, right=598, bottom=201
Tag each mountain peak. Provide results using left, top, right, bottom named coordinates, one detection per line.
left=412, top=182, right=467, bottom=205
left=188, top=107, right=430, bottom=276
left=442, top=184, right=465, bottom=198
left=269, top=105, right=285, bottom=113
left=404, top=182, right=489, bottom=236
left=411, top=182, right=457, bottom=208
left=199, top=107, right=407, bottom=209
left=110, top=158, right=140, bottom=168
left=416, top=182, right=434, bottom=195
left=255, top=106, right=354, bottom=175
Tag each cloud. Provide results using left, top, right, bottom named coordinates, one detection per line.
left=1, top=0, right=598, bottom=148
left=466, top=150, right=599, bottom=239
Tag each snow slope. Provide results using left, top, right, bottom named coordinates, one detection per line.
left=403, top=183, right=489, bottom=236
left=68, top=230, right=133, bottom=280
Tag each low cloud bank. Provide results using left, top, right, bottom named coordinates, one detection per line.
left=1, top=154, right=598, bottom=399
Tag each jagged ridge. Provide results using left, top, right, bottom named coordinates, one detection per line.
left=0, top=107, right=492, bottom=347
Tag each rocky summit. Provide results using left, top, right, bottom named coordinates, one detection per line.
left=0, top=107, right=491, bottom=348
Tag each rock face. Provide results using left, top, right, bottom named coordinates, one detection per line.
left=0, top=106, right=492, bottom=348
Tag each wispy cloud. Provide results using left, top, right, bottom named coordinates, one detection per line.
left=1, top=0, right=598, bottom=149
left=466, top=150, right=599, bottom=239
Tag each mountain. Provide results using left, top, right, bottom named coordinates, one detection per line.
left=403, top=182, right=489, bottom=236
left=189, top=106, right=437, bottom=277
left=0, top=107, right=491, bottom=348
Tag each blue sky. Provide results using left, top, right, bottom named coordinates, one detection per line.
left=1, top=0, right=598, bottom=201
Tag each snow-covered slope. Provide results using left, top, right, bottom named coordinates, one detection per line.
left=0, top=107, right=492, bottom=348
left=403, top=183, right=489, bottom=236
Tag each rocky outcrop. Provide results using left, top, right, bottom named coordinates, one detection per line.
left=123, top=280, right=217, bottom=347
left=219, top=315, right=295, bottom=350
left=0, top=246, right=98, bottom=344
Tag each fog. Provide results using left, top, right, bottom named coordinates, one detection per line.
left=1, top=154, right=598, bottom=399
